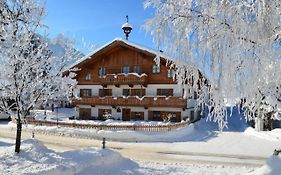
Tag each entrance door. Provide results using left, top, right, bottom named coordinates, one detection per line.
left=122, top=108, right=131, bottom=121
left=79, top=108, right=91, bottom=120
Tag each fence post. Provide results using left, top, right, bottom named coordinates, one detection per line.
left=102, top=138, right=106, bottom=149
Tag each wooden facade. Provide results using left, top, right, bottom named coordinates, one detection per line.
left=75, top=40, right=176, bottom=85
left=71, top=38, right=196, bottom=122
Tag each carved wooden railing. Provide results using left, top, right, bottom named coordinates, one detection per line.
left=100, top=73, right=148, bottom=86
left=72, top=96, right=187, bottom=108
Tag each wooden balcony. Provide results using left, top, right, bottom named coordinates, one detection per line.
left=72, top=96, right=187, bottom=108
left=100, top=73, right=148, bottom=86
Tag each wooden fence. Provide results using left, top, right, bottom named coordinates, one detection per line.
left=25, top=117, right=190, bottom=132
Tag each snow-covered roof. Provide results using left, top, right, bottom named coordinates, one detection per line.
left=66, top=37, right=174, bottom=71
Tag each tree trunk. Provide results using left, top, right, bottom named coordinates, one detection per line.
left=15, top=117, right=22, bottom=153
left=268, top=117, right=273, bottom=131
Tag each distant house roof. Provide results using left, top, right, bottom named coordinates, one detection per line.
left=66, top=38, right=173, bottom=71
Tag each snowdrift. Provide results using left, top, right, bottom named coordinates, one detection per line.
left=0, top=139, right=138, bottom=175
left=247, top=155, right=281, bottom=175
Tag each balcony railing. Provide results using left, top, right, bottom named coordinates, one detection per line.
left=100, top=73, right=148, bottom=86
left=72, top=96, right=187, bottom=108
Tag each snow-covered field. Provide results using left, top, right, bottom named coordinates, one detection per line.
left=0, top=137, right=280, bottom=175
left=32, top=108, right=75, bottom=121
left=1, top=108, right=281, bottom=175
left=0, top=138, right=265, bottom=175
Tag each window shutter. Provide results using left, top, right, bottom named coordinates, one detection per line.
left=99, top=89, right=103, bottom=97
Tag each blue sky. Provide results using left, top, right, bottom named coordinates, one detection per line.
left=43, top=0, right=156, bottom=54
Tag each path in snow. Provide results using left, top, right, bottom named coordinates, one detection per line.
left=0, top=128, right=274, bottom=167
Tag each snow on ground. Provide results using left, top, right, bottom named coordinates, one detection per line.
left=32, top=108, right=75, bottom=121
left=0, top=138, right=138, bottom=175
left=1, top=107, right=280, bottom=175
left=244, top=127, right=281, bottom=142
left=247, top=155, right=281, bottom=175
left=11, top=107, right=255, bottom=143
left=0, top=138, right=255, bottom=175
left=5, top=121, right=195, bottom=142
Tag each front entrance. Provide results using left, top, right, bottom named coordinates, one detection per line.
left=79, top=108, right=91, bottom=120
left=122, top=108, right=131, bottom=121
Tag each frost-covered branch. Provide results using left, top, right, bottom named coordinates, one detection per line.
left=0, top=0, right=80, bottom=153
left=144, top=0, right=281, bottom=130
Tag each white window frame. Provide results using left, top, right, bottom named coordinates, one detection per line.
left=152, top=65, right=160, bottom=73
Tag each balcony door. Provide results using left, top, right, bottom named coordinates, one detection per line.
left=122, top=108, right=131, bottom=121
left=79, top=108, right=91, bottom=120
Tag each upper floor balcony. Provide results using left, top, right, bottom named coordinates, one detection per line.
left=99, top=73, right=148, bottom=86
left=72, top=96, right=187, bottom=108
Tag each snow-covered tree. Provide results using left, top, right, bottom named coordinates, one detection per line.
left=0, top=0, right=78, bottom=153
left=144, top=0, right=281, bottom=130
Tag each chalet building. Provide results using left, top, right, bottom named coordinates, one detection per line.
left=69, top=17, right=200, bottom=122
left=69, top=37, right=200, bottom=122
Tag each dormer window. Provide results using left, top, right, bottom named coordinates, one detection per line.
left=152, top=65, right=160, bottom=73
left=85, top=74, right=92, bottom=80
left=99, top=67, right=106, bottom=76
left=122, top=66, right=130, bottom=74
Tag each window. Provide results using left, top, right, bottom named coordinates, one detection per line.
left=80, top=89, right=91, bottom=97
left=122, top=66, right=130, bottom=74
left=133, top=65, right=141, bottom=74
left=152, top=65, right=160, bottom=73
left=131, top=112, right=144, bottom=120
left=167, top=69, right=175, bottom=78
left=85, top=74, right=92, bottom=80
left=123, top=89, right=145, bottom=97
left=99, top=67, right=106, bottom=76
left=123, top=89, right=130, bottom=96
left=99, top=89, right=112, bottom=97
left=131, top=89, right=145, bottom=97
left=152, top=111, right=161, bottom=121
left=157, top=89, right=173, bottom=96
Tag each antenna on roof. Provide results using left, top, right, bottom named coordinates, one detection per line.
left=122, top=15, right=132, bottom=40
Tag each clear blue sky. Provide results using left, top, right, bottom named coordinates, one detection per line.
left=43, top=0, right=156, bottom=54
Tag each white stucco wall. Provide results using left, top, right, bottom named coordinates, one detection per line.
left=77, top=84, right=183, bottom=97
left=76, top=84, right=200, bottom=121
left=146, top=84, right=182, bottom=96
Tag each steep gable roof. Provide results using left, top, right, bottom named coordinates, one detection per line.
left=66, top=38, right=173, bottom=70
